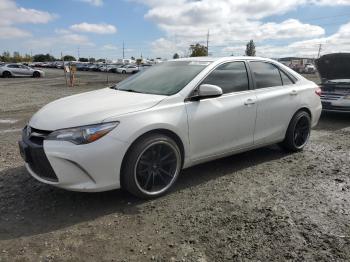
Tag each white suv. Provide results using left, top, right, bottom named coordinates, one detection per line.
left=19, top=57, right=322, bottom=198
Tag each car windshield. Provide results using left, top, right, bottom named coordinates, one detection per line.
left=115, top=61, right=209, bottom=95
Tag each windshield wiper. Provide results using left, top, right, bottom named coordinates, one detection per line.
left=119, top=89, right=144, bottom=93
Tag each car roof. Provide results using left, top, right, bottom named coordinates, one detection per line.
left=169, top=56, right=276, bottom=63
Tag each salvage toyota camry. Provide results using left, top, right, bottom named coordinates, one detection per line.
left=19, top=57, right=322, bottom=198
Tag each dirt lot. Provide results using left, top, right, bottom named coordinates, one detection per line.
left=0, top=70, right=349, bottom=261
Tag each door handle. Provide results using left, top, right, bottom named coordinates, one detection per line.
left=244, top=98, right=256, bottom=105
left=290, top=90, right=298, bottom=96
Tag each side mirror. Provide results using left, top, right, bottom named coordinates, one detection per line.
left=190, top=84, right=223, bottom=101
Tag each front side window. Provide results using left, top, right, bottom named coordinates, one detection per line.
left=8, top=64, right=19, bottom=68
left=201, top=62, right=249, bottom=94
left=250, top=62, right=282, bottom=89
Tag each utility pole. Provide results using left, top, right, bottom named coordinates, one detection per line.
left=317, top=44, right=322, bottom=58
left=206, top=30, right=210, bottom=56
left=77, top=47, right=80, bottom=61
left=122, top=41, right=125, bottom=59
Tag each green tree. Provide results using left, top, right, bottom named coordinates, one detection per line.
left=173, top=53, right=179, bottom=59
left=79, top=57, right=89, bottom=62
left=97, top=58, right=106, bottom=63
left=13, top=51, right=21, bottom=62
left=33, top=53, right=56, bottom=62
left=89, top=57, right=96, bottom=63
left=136, top=58, right=142, bottom=65
left=63, top=55, right=76, bottom=61
left=189, top=43, right=207, bottom=57
left=1, top=51, right=11, bottom=62
left=245, top=40, right=256, bottom=56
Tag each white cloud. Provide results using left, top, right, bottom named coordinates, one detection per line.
left=221, top=22, right=350, bottom=58
left=0, top=26, right=31, bottom=39
left=26, top=31, right=94, bottom=51
left=0, top=0, right=56, bottom=39
left=102, top=44, right=119, bottom=50
left=70, top=23, right=117, bottom=34
left=133, top=0, right=350, bottom=57
left=79, top=0, right=104, bottom=7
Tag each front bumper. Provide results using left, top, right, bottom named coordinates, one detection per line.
left=19, top=126, right=129, bottom=192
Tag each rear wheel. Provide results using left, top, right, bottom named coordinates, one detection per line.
left=281, top=111, right=311, bottom=152
left=122, top=70, right=126, bottom=74
left=2, top=71, right=11, bottom=78
left=33, top=71, right=41, bottom=78
left=122, top=134, right=182, bottom=199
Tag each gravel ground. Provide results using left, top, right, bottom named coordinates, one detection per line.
left=0, top=70, right=349, bottom=261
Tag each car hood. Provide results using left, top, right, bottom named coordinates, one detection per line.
left=29, top=88, right=166, bottom=130
left=316, top=53, right=350, bottom=82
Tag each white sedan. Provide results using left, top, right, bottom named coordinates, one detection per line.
left=19, top=57, right=322, bottom=198
left=116, top=65, right=139, bottom=74
left=1, top=64, right=45, bottom=78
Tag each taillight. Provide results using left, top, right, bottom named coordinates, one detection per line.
left=315, top=86, right=322, bottom=96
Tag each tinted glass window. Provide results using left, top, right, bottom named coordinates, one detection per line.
left=250, top=62, right=282, bottom=89
left=201, top=62, right=249, bottom=94
left=280, top=70, right=294, bottom=85
left=8, top=64, right=19, bottom=68
left=116, top=61, right=208, bottom=95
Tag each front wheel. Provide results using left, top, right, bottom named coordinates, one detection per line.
left=33, top=71, right=41, bottom=78
left=2, top=71, right=11, bottom=78
left=122, top=134, right=182, bottom=199
left=280, top=111, right=311, bottom=152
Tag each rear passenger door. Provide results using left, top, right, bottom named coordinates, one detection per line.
left=248, top=61, right=300, bottom=145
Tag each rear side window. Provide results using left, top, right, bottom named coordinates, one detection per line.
left=280, top=70, right=294, bottom=85
left=201, top=62, right=249, bottom=94
left=250, top=62, right=282, bottom=89
left=7, top=64, right=19, bottom=68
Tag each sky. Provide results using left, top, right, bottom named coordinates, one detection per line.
left=0, top=0, right=350, bottom=60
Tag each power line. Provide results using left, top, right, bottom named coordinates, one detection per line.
left=317, top=44, right=322, bottom=58
left=206, top=29, right=210, bottom=56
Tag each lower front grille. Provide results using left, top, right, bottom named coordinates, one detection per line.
left=21, top=126, right=58, bottom=182
left=27, top=146, right=58, bottom=182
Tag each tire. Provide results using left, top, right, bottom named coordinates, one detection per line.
left=122, top=70, right=126, bottom=74
left=121, top=134, right=182, bottom=199
left=2, top=71, right=11, bottom=78
left=33, top=71, right=41, bottom=78
left=280, top=111, right=311, bottom=152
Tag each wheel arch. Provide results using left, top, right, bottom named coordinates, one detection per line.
left=120, top=128, right=185, bottom=187
left=2, top=70, right=12, bottom=77
left=295, top=107, right=312, bottom=120
left=283, top=107, right=312, bottom=140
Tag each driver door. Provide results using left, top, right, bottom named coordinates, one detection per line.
left=185, top=61, right=257, bottom=162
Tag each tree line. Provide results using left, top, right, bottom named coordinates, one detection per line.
left=1, top=40, right=257, bottom=63
left=173, top=40, right=256, bottom=58
left=0, top=51, right=102, bottom=63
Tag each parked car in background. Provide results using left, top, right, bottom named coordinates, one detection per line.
left=0, top=63, right=45, bottom=78
left=87, top=64, right=101, bottom=71
left=100, top=64, right=118, bottom=72
left=301, top=64, right=316, bottom=74
left=316, top=53, right=350, bottom=112
left=117, top=64, right=139, bottom=74
left=19, top=57, right=321, bottom=199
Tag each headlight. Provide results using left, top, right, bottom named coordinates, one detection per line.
left=46, top=122, right=119, bottom=145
